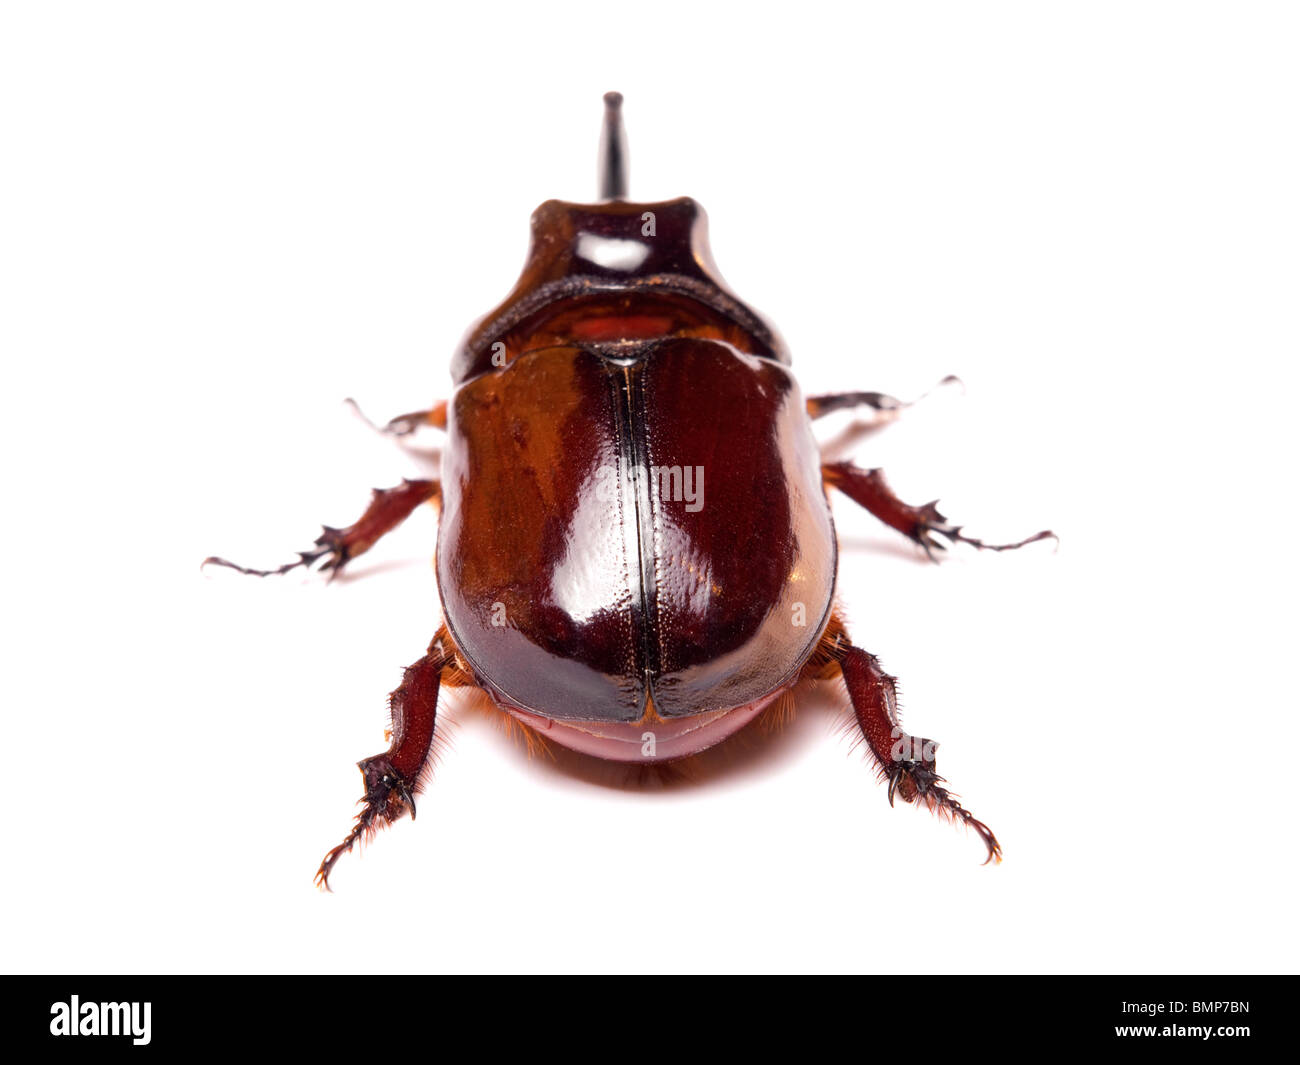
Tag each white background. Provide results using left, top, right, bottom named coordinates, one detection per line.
left=2, top=2, right=1296, bottom=974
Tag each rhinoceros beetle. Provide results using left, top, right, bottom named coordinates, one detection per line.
left=206, top=93, right=1054, bottom=888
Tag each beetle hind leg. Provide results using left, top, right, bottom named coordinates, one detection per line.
left=805, top=620, right=1001, bottom=864
left=315, top=629, right=460, bottom=890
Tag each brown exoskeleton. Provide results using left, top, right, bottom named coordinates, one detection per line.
left=206, top=93, right=1055, bottom=888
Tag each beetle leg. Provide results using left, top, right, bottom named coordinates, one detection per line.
left=345, top=397, right=448, bottom=437
left=316, top=630, right=456, bottom=890
left=809, top=625, right=1001, bottom=864
left=806, top=375, right=961, bottom=420
left=202, top=478, right=439, bottom=579
left=822, top=462, right=1056, bottom=559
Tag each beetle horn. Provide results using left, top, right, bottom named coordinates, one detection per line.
left=598, top=91, right=628, bottom=201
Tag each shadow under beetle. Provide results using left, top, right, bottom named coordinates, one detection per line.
left=206, top=93, right=1055, bottom=888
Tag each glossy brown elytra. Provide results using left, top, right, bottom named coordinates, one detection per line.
left=206, top=93, right=1055, bottom=888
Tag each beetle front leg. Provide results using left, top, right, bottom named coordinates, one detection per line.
left=203, top=478, right=439, bottom=579
left=808, top=624, right=1001, bottom=864
left=822, top=462, right=1055, bottom=559
left=345, top=398, right=448, bottom=437
left=806, top=375, right=960, bottom=420
left=316, top=630, right=457, bottom=890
